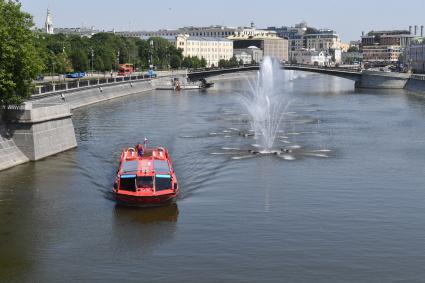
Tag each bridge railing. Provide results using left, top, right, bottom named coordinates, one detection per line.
left=188, top=64, right=259, bottom=73
left=31, top=74, right=151, bottom=98
left=283, top=63, right=362, bottom=73
left=411, top=74, right=425, bottom=81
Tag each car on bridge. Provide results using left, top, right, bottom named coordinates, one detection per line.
left=65, top=72, right=87, bottom=79
left=146, top=68, right=157, bottom=78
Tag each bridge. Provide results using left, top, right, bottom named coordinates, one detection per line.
left=187, top=65, right=260, bottom=81
left=282, top=64, right=362, bottom=81
left=187, top=64, right=410, bottom=90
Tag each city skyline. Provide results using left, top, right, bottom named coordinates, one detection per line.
left=19, top=0, right=425, bottom=41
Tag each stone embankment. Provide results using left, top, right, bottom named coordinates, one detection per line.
left=405, top=74, right=425, bottom=94
left=0, top=103, right=77, bottom=171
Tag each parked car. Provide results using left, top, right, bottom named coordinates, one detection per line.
left=65, top=72, right=87, bottom=79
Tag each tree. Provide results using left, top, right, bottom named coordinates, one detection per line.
left=228, top=56, right=238, bottom=67
left=0, top=0, right=43, bottom=115
left=218, top=59, right=228, bottom=68
left=170, top=55, right=182, bottom=69
left=347, top=46, right=359, bottom=53
left=69, top=49, right=89, bottom=72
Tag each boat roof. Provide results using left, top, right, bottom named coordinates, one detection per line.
left=120, top=153, right=171, bottom=176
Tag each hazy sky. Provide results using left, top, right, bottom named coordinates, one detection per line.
left=19, top=0, right=425, bottom=42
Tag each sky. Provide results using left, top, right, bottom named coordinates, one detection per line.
left=19, top=0, right=425, bottom=42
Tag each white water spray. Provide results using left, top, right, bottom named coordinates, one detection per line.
left=240, top=57, right=291, bottom=151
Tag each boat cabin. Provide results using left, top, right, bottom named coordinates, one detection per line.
left=115, top=148, right=176, bottom=193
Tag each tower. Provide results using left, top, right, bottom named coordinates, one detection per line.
left=45, top=9, right=54, bottom=34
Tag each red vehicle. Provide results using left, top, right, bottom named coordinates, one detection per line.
left=113, top=145, right=179, bottom=206
left=118, top=63, right=134, bottom=76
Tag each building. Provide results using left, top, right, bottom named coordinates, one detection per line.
left=340, top=43, right=350, bottom=52
left=303, top=29, right=341, bottom=51
left=45, top=9, right=54, bottom=34
left=116, top=25, right=237, bottom=39
left=234, top=46, right=264, bottom=64
left=53, top=27, right=101, bottom=38
left=234, top=50, right=252, bottom=64
left=228, top=26, right=288, bottom=62
left=303, top=29, right=342, bottom=63
left=341, top=52, right=363, bottom=64
left=268, top=23, right=341, bottom=63
left=361, top=29, right=418, bottom=66
left=176, top=34, right=233, bottom=67
left=291, top=49, right=331, bottom=66
left=362, top=45, right=402, bottom=65
left=406, top=38, right=425, bottom=73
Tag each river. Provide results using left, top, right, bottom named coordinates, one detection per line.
left=1, top=73, right=425, bottom=282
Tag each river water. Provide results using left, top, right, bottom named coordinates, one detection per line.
left=1, top=73, right=425, bottom=282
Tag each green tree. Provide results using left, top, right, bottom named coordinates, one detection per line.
left=70, top=49, right=89, bottom=72
left=200, top=57, right=207, bottom=68
left=347, top=46, right=359, bottom=53
left=170, top=55, right=182, bottom=69
left=0, top=0, right=43, bottom=114
left=228, top=56, right=238, bottom=67
left=218, top=59, right=228, bottom=68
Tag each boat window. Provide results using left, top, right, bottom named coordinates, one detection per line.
left=120, top=175, right=136, bottom=191
left=155, top=175, right=172, bottom=191
left=136, top=176, right=153, bottom=188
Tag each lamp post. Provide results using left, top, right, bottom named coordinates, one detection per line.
left=149, top=40, right=154, bottom=68
left=90, top=48, right=94, bottom=77
left=116, top=50, right=120, bottom=73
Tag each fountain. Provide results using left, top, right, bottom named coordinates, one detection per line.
left=240, top=57, right=291, bottom=152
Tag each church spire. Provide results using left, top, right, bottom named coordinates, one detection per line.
left=45, top=8, right=54, bottom=34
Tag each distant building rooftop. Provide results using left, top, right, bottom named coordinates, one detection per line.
left=366, top=30, right=411, bottom=36
left=178, top=35, right=232, bottom=41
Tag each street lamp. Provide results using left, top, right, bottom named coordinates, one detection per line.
left=90, top=48, right=94, bottom=77
left=149, top=40, right=154, bottom=68
left=117, top=50, right=120, bottom=71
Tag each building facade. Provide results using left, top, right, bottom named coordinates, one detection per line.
left=117, top=26, right=237, bottom=38
left=362, top=45, right=402, bottom=64
left=304, top=29, right=341, bottom=51
left=176, top=35, right=233, bottom=67
left=234, top=46, right=264, bottom=64
left=291, top=49, right=331, bottom=66
left=228, top=27, right=288, bottom=62
left=341, top=52, right=363, bottom=64
left=406, top=38, right=425, bottom=73
left=234, top=50, right=252, bottom=64
left=361, top=30, right=417, bottom=66
left=53, top=27, right=101, bottom=38
left=268, top=24, right=341, bottom=63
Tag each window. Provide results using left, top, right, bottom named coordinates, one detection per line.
left=136, top=176, right=153, bottom=188
left=155, top=175, right=172, bottom=191
left=120, top=175, right=136, bottom=191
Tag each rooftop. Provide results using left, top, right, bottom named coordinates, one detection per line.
left=178, top=35, right=232, bottom=41
left=367, top=30, right=411, bottom=36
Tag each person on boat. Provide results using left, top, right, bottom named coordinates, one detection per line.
left=135, top=143, right=143, bottom=157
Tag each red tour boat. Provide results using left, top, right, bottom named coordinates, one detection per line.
left=113, top=145, right=179, bottom=206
